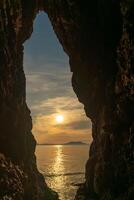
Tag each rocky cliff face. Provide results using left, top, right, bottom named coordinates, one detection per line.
left=0, top=0, right=58, bottom=199
left=0, top=0, right=133, bottom=200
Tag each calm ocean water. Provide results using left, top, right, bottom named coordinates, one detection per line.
left=36, top=145, right=89, bottom=200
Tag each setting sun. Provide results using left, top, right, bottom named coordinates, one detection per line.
left=55, top=115, right=64, bottom=123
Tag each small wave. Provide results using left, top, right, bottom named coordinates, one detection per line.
left=42, top=172, right=85, bottom=177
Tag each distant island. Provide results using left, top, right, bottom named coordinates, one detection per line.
left=37, top=141, right=88, bottom=145
left=64, top=141, right=88, bottom=145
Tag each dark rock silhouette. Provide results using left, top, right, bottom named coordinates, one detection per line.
left=64, top=141, right=88, bottom=145
left=0, top=0, right=133, bottom=200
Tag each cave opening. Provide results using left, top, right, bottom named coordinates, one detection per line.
left=24, top=11, right=92, bottom=200
left=0, top=1, right=133, bottom=199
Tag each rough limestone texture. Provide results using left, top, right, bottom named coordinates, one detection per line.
left=0, top=0, right=134, bottom=200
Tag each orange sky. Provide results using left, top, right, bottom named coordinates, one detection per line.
left=32, top=96, right=92, bottom=144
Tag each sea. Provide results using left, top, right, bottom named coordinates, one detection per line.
left=36, top=145, right=89, bottom=200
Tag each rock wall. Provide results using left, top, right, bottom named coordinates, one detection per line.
left=0, top=0, right=58, bottom=199
left=0, top=0, right=133, bottom=200
left=44, top=1, right=134, bottom=199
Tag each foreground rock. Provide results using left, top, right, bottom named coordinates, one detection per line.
left=0, top=154, right=58, bottom=200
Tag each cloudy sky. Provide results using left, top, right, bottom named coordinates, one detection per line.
left=24, top=12, right=92, bottom=144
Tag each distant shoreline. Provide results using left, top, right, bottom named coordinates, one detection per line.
left=37, top=141, right=89, bottom=146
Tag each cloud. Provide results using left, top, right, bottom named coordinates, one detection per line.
left=32, top=96, right=81, bottom=110
left=24, top=58, right=73, bottom=114
left=25, top=71, right=71, bottom=94
left=31, top=95, right=92, bottom=144
left=63, top=120, right=91, bottom=130
left=24, top=55, right=92, bottom=144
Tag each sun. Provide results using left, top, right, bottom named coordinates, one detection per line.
left=55, top=115, right=64, bottom=123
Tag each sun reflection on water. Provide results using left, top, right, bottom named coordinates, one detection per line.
left=51, top=145, right=66, bottom=199
left=36, top=145, right=89, bottom=200
left=53, top=145, right=64, bottom=175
